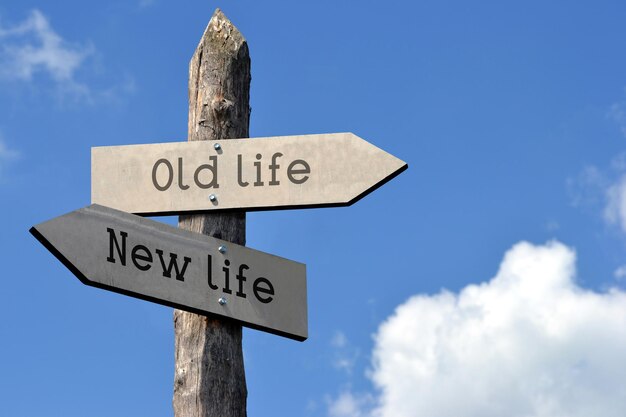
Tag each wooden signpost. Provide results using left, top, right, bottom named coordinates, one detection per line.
left=30, top=204, right=307, bottom=340
left=92, top=133, right=407, bottom=215
left=30, top=8, right=407, bottom=417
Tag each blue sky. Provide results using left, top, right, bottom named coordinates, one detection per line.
left=2, top=1, right=626, bottom=416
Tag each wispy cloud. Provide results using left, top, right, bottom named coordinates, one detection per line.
left=331, top=331, right=348, bottom=348
left=328, top=241, right=626, bottom=417
left=568, top=90, right=626, bottom=234
left=327, top=391, right=372, bottom=417
left=0, top=9, right=94, bottom=98
left=614, top=265, right=626, bottom=280
left=330, top=331, right=360, bottom=375
left=0, top=9, right=134, bottom=103
left=604, top=173, right=626, bottom=232
left=568, top=152, right=626, bottom=234
left=567, top=164, right=607, bottom=209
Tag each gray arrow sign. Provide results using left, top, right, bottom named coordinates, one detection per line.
left=91, top=132, right=407, bottom=215
left=30, top=205, right=307, bottom=341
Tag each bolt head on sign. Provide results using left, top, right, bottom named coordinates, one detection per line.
left=30, top=205, right=308, bottom=341
left=91, top=132, right=407, bottom=215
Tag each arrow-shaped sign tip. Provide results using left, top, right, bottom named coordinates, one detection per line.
left=30, top=215, right=91, bottom=287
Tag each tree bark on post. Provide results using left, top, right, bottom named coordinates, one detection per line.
left=174, top=9, right=250, bottom=417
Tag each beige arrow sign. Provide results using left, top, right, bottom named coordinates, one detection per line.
left=92, top=133, right=407, bottom=215
left=30, top=205, right=307, bottom=341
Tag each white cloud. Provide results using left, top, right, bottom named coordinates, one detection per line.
left=0, top=9, right=93, bottom=97
left=329, top=241, right=626, bottom=417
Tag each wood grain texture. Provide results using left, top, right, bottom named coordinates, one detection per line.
left=173, top=9, right=250, bottom=417
left=91, top=134, right=408, bottom=215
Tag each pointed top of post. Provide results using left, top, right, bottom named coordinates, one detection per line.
left=194, top=8, right=247, bottom=55
left=188, top=7, right=250, bottom=142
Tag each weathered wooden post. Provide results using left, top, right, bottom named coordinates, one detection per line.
left=173, top=9, right=250, bottom=417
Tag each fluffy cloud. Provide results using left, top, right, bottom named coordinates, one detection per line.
left=330, top=241, right=626, bottom=417
left=0, top=9, right=93, bottom=96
